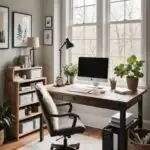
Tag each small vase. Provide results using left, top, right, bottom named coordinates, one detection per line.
left=69, top=75, right=74, bottom=84
left=65, top=75, right=70, bottom=85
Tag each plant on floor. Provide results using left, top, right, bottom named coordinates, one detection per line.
left=114, top=55, right=144, bottom=91
left=0, top=101, right=14, bottom=145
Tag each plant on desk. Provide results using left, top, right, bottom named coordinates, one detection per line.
left=0, top=101, right=14, bottom=145
left=114, top=55, right=144, bottom=91
left=63, top=63, right=78, bottom=84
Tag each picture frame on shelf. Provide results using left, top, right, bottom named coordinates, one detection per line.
left=45, top=16, right=53, bottom=28
left=0, top=5, right=9, bottom=49
left=43, top=29, right=53, bottom=46
left=12, top=11, right=32, bottom=48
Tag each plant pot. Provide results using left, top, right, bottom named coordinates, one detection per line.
left=0, top=129, right=4, bottom=146
left=127, top=77, right=139, bottom=91
left=69, top=75, right=75, bottom=84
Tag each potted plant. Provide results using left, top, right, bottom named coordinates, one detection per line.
left=0, top=101, right=13, bottom=145
left=63, top=63, right=78, bottom=84
left=114, top=55, right=144, bottom=91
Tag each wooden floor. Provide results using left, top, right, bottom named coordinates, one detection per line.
left=0, top=127, right=101, bottom=150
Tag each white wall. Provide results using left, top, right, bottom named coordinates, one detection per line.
left=43, top=0, right=150, bottom=129
left=0, top=0, right=43, bottom=101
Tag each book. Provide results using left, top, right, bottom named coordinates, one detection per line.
left=111, top=112, right=134, bottom=124
left=115, top=87, right=131, bottom=94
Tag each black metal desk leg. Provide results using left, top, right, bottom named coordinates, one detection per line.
left=119, top=106, right=127, bottom=150
left=40, top=114, right=44, bottom=142
left=138, top=96, right=143, bottom=128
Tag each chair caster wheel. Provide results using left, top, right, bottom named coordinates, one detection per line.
left=50, top=147, right=54, bottom=150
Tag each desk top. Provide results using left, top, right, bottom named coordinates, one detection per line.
left=46, top=84, right=147, bottom=110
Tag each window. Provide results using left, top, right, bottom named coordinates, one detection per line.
left=65, top=0, right=145, bottom=84
left=108, top=0, right=143, bottom=77
left=70, top=0, right=97, bottom=63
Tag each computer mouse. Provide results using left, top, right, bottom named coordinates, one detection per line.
left=100, top=89, right=106, bottom=94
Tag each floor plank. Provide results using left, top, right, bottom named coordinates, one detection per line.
left=0, top=127, right=101, bottom=150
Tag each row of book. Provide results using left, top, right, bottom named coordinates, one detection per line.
left=110, top=112, right=134, bottom=127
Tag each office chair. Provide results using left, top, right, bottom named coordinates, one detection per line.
left=36, top=84, right=85, bottom=150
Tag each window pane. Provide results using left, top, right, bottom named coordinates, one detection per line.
left=85, top=26, right=96, bottom=39
left=72, top=27, right=84, bottom=39
left=85, top=6, right=96, bottom=23
left=110, top=24, right=124, bottom=39
left=125, top=0, right=141, bottom=20
left=73, top=0, right=84, bottom=7
left=125, top=40, right=141, bottom=58
left=72, top=40, right=85, bottom=54
left=85, top=40, right=96, bottom=56
left=110, top=2, right=124, bottom=21
left=71, top=54, right=85, bottom=64
left=125, top=23, right=141, bottom=39
left=110, top=40, right=124, bottom=57
left=73, top=7, right=84, bottom=24
left=109, top=56, right=125, bottom=76
left=85, top=0, right=96, bottom=6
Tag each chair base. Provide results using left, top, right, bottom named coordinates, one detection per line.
left=50, top=143, right=80, bottom=150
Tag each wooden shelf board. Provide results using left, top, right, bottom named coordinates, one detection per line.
left=14, top=77, right=46, bottom=84
left=19, top=112, right=41, bottom=121
left=19, top=89, right=36, bottom=94
left=14, top=66, right=42, bottom=71
left=19, top=101, right=39, bottom=108
left=19, top=128, right=40, bottom=137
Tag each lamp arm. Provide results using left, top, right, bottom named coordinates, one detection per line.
left=59, top=41, right=66, bottom=52
left=59, top=41, right=66, bottom=77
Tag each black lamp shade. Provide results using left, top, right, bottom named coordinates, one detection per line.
left=66, top=38, right=74, bottom=49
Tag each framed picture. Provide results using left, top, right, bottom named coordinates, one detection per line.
left=12, top=11, right=32, bottom=48
left=45, top=16, right=53, bottom=28
left=0, top=5, right=9, bottom=49
left=43, top=29, right=53, bottom=46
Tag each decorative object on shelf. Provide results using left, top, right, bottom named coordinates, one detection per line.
left=109, top=77, right=117, bottom=90
left=0, top=5, right=9, bottom=49
left=12, top=11, right=32, bottom=48
left=45, top=16, right=53, bottom=28
left=18, top=55, right=30, bottom=68
left=14, top=73, right=22, bottom=81
left=0, top=101, right=14, bottom=145
left=114, top=55, right=144, bottom=91
left=63, top=63, right=78, bottom=84
left=25, top=107, right=32, bottom=116
left=27, top=37, right=40, bottom=67
left=43, top=29, right=53, bottom=46
left=56, top=38, right=74, bottom=86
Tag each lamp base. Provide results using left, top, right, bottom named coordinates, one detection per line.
left=56, top=76, right=64, bottom=87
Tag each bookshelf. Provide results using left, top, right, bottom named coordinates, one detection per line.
left=5, top=66, right=47, bottom=140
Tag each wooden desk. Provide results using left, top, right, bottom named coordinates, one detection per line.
left=45, top=84, right=147, bottom=150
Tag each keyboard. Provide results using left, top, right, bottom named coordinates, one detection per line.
left=68, top=85, right=92, bottom=93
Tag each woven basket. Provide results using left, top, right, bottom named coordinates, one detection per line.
left=128, top=129, right=150, bottom=150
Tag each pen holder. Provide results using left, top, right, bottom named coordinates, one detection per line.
left=110, top=78, right=117, bottom=90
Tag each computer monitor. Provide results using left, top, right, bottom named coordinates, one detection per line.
left=78, top=57, right=109, bottom=84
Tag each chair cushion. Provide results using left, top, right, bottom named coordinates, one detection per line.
left=54, top=116, right=85, bottom=136
left=36, top=84, right=59, bottom=130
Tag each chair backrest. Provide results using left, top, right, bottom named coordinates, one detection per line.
left=36, top=84, right=59, bottom=136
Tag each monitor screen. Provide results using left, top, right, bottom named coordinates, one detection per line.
left=78, top=57, right=109, bottom=79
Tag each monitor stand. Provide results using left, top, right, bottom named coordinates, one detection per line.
left=86, top=78, right=103, bottom=89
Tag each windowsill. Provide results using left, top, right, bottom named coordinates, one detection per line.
left=75, top=79, right=147, bottom=89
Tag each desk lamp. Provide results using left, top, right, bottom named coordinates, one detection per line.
left=27, top=37, right=40, bottom=67
left=56, top=38, right=74, bottom=86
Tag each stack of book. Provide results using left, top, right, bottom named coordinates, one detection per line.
left=110, top=112, right=134, bottom=128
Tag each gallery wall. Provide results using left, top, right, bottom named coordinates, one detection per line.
left=0, top=0, right=43, bottom=101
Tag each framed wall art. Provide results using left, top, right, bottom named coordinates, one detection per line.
left=45, top=16, right=53, bottom=28
left=12, top=11, right=32, bottom=48
left=0, top=5, right=9, bottom=49
left=43, top=29, right=53, bottom=46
